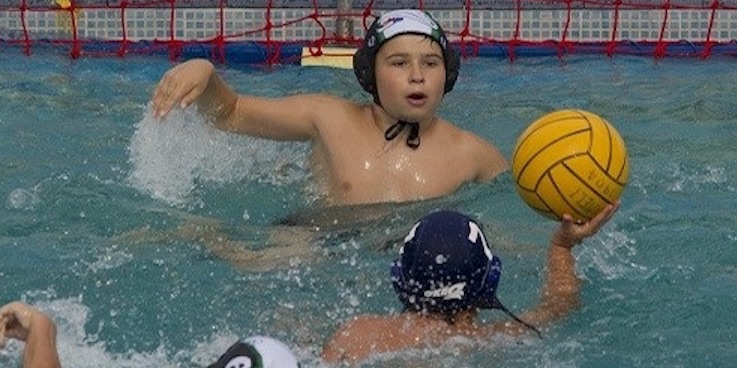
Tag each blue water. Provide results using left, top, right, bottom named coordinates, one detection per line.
left=2, top=50, right=737, bottom=367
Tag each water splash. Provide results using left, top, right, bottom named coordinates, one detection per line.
left=126, top=105, right=308, bottom=208
left=0, top=296, right=316, bottom=368
left=577, top=230, right=654, bottom=281
left=659, top=163, right=729, bottom=193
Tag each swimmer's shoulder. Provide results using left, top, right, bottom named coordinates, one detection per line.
left=300, top=92, right=366, bottom=110
left=300, top=93, right=370, bottom=131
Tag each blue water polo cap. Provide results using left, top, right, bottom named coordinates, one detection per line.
left=390, top=210, right=502, bottom=314
left=353, top=9, right=461, bottom=100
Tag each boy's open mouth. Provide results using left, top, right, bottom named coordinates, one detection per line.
left=407, top=92, right=427, bottom=105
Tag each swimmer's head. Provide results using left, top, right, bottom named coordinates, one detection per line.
left=207, top=336, right=299, bottom=368
left=391, top=210, right=542, bottom=336
left=353, top=9, right=461, bottom=104
left=390, top=210, right=501, bottom=315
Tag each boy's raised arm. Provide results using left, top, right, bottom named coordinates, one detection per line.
left=497, top=202, right=619, bottom=333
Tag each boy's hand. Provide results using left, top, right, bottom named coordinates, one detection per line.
left=0, top=302, right=50, bottom=347
left=552, top=201, right=620, bottom=249
left=152, top=59, right=215, bottom=119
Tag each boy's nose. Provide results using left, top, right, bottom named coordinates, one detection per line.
left=409, top=63, right=425, bottom=83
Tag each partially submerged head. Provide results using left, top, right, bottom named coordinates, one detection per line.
left=353, top=9, right=460, bottom=105
left=391, top=210, right=541, bottom=335
left=390, top=210, right=502, bottom=317
left=207, top=336, right=300, bottom=368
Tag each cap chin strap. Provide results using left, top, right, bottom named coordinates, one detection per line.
left=385, top=120, right=420, bottom=149
left=489, top=296, right=542, bottom=338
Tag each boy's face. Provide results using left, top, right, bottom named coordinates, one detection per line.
left=374, top=34, right=446, bottom=124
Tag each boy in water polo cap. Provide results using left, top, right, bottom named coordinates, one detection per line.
left=151, top=9, right=507, bottom=207
left=0, top=301, right=300, bottom=368
left=322, top=203, right=619, bottom=364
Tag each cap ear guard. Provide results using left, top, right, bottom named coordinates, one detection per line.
left=352, top=44, right=374, bottom=94
left=443, top=46, right=460, bottom=93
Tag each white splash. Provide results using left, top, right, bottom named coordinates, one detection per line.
left=126, top=105, right=308, bottom=207
left=577, top=229, right=654, bottom=281
left=665, top=164, right=730, bottom=193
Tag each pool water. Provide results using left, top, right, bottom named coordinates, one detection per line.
left=1, top=50, right=737, bottom=367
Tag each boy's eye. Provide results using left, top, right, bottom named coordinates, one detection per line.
left=424, top=57, right=444, bottom=67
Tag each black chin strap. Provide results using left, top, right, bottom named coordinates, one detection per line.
left=490, top=296, right=542, bottom=338
left=384, top=120, right=420, bottom=149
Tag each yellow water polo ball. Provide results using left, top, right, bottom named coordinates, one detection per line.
left=511, top=109, right=630, bottom=222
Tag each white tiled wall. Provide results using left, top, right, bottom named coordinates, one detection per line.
left=1, top=8, right=737, bottom=43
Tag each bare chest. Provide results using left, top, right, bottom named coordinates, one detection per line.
left=317, top=142, right=470, bottom=205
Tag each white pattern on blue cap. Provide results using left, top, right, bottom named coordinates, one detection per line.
left=467, top=220, right=494, bottom=261
left=401, top=222, right=421, bottom=252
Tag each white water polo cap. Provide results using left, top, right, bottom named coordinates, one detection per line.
left=206, top=336, right=300, bottom=368
left=353, top=9, right=461, bottom=97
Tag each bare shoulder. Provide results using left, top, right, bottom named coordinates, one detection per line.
left=322, top=314, right=390, bottom=363
left=295, top=93, right=362, bottom=109
left=431, top=119, right=489, bottom=148
left=433, top=118, right=509, bottom=181
left=330, top=314, right=395, bottom=339
left=296, top=93, right=366, bottom=124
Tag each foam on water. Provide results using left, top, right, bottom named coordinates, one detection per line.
left=577, top=229, right=654, bottom=282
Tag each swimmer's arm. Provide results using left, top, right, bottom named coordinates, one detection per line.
left=151, top=58, right=333, bottom=141
left=22, top=315, right=60, bottom=368
left=490, top=203, right=619, bottom=336
left=223, top=93, right=340, bottom=140
left=0, top=302, right=61, bottom=368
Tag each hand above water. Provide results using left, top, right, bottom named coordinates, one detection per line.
left=1, top=301, right=61, bottom=368
left=151, top=59, right=216, bottom=119
left=552, top=201, right=620, bottom=249
left=0, top=301, right=47, bottom=346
